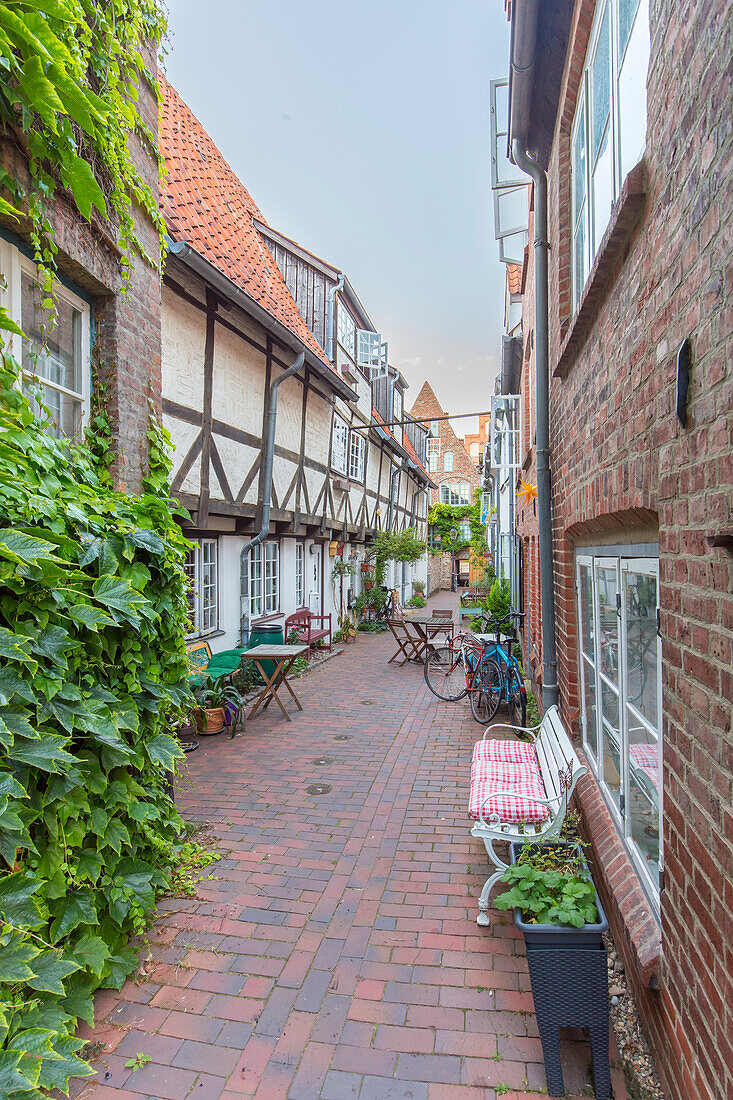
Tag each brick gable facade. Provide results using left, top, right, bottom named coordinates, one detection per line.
left=514, top=1, right=732, bottom=1097
left=409, top=382, right=480, bottom=591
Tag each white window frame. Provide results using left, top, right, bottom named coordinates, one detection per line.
left=571, top=0, right=650, bottom=308
left=443, top=450, right=454, bottom=472
left=576, top=551, right=662, bottom=909
left=427, top=436, right=441, bottom=473
left=357, top=328, right=381, bottom=373
left=0, top=239, right=91, bottom=437
left=439, top=482, right=470, bottom=507
left=295, top=542, right=305, bottom=607
left=337, top=300, right=356, bottom=358
left=490, top=394, right=520, bottom=471
left=392, top=387, right=403, bottom=445
left=250, top=542, right=279, bottom=619
left=331, top=412, right=349, bottom=476
left=459, top=521, right=472, bottom=541
left=348, top=430, right=365, bottom=483
left=185, top=539, right=219, bottom=637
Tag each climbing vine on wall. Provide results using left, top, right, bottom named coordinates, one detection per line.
left=0, top=353, right=193, bottom=1095
left=0, top=0, right=167, bottom=334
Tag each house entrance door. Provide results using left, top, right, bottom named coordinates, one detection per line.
left=308, top=544, right=321, bottom=613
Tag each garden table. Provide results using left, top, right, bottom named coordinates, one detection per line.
left=404, top=610, right=455, bottom=659
left=242, top=643, right=308, bottom=722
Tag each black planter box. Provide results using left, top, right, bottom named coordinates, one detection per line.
left=508, top=841, right=612, bottom=1100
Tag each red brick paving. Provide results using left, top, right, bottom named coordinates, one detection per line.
left=72, top=596, right=629, bottom=1100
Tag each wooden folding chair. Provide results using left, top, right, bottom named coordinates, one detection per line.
left=387, top=617, right=423, bottom=665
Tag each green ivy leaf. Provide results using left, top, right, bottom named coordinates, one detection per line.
left=73, top=933, right=110, bottom=976
left=0, top=528, right=58, bottom=564
left=144, top=732, right=183, bottom=771
left=49, top=892, right=98, bottom=943
left=61, top=152, right=107, bottom=221
left=0, top=934, right=39, bottom=983
left=0, top=1049, right=36, bottom=1094
left=92, top=576, right=145, bottom=625
left=25, top=952, right=81, bottom=995
left=67, top=603, right=117, bottom=631
left=0, top=628, right=37, bottom=669
left=9, top=734, right=75, bottom=773
left=0, top=873, right=44, bottom=925
left=128, top=528, right=165, bottom=556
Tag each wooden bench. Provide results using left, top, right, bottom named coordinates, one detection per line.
left=284, top=608, right=332, bottom=658
left=469, top=705, right=586, bottom=926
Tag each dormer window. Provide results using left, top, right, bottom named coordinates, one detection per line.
left=392, top=387, right=403, bottom=445
left=337, top=300, right=355, bottom=358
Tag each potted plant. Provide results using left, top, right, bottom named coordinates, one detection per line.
left=332, top=560, right=355, bottom=578
left=493, top=831, right=612, bottom=1099
left=193, top=677, right=246, bottom=737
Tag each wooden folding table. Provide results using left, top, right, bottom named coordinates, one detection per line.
left=404, top=610, right=456, bottom=660
left=243, top=643, right=308, bottom=722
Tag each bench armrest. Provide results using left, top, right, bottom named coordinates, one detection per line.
left=477, top=788, right=557, bottom=827
left=482, top=719, right=541, bottom=742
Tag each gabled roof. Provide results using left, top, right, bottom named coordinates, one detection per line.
left=371, top=407, right=433, bottom=486
left=159, top=78, right=333, bottom=372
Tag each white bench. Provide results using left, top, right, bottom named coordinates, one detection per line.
left=469, top=705, right=586, bottom=926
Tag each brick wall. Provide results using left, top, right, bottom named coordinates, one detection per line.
left=526, top=0, right=733, bottom=1096
left=0, top=51, right=162, bottom=493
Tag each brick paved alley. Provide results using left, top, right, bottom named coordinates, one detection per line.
left=73, top=598, right=629, bottom=1100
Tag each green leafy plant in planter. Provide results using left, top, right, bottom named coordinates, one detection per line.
left=357, top=620, right=388, bottom=633
left=352, top=587, right=389, bottom=620
left=407, top=594, right=427, bottom=608
left=331, top=560, right=355, bottom=578
left=412, top=580, right=426, bottom=597
left=192, top=677, right=246, bottom=736
left=494, top=847, right=598, bottom=927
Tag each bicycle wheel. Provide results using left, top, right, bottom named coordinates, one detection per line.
left=469, top=658, right=502, bottom=724
left=424, top=647, right=468, bottom=701
left=506, top=664, right=527, bottom=728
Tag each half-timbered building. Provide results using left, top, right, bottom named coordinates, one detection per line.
left=160, top=81, right=431, bottom=648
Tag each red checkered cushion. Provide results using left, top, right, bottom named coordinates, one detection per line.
left=629, top=743, right=659, bottom=791
left=469, top=752, right=550, bottom=825
left=472, top=738, right=537, bottom=766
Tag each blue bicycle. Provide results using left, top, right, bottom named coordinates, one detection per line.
left=468, top=611, right=527, bottom=727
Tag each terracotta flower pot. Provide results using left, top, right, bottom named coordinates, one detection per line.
left=196, top=706, right=226, bottom=734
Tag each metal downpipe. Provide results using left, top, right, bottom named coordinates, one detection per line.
left=241, top=350, right=305, bottom=560
left=512, top=140, right=559, bottom=710
left=326, top=273, right=345, bottom=361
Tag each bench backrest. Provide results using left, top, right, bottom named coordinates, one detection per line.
left=285, top=610, right=311, bottom=637
left=534, top=705, right=587, bottom=815
left=187, top=639, right=213, bottom=673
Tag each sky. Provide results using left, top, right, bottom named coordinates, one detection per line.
left=165, top=1, right=512, bottom=436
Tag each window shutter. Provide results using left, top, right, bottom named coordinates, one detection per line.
left=357, top=329, right=381, bottom=372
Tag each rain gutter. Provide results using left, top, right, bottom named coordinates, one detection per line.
left=509, top=0, right=559, bottom=710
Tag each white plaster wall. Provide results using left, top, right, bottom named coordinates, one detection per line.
left=211, top=324, right=265, bottom=436
left=162, top=289, right=205, bottom=410
left=216, top=535, right=245, bottom=650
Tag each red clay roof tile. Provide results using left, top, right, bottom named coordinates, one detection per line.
left=507, top=263, right=523, bottom=295
left=160, top=78, right=332, bottom=370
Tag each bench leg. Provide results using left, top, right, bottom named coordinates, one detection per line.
left=477, top=837, right=510, bottom=926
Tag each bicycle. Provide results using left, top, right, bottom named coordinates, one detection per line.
left=423, top=630, right=503, bottom=724
left=472, top=611, right=528, bottom=728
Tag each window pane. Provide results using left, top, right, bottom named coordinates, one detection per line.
left=443, top=451, right=454, bottom=472
left=590, top=2, right=611, bottom=164
left=618, top=0, right=650, bottom=178
left=332, top=415, right=349, bottom=475
left=184, top=550, right=197, bottom=633
left=578, top=563, right=595, bottom=661
left=200, top=541, right=217, bottom=632
left=627, top=719, right=660, bottom=886
left=624, top=568, right=658, bottom=729
left=581, top=654, right=598, bottom=759
left=572, top=98, right=587, bottom=220
left=337, top=302, right=355, bottom=355
left=618, top=0, right=641, bottom=60
left=573, top=211, right=587, bottom=307
left=601, top=679, right=622, bottom=809
left=250, top=545, right=263, bottom=618
left=23, top=378, right=82, bottom=439
left=597, top=566, right=619, bottom=686
left=591, top=126, right=613, bottom=253
left=21, top=273, right=83, bottom=393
